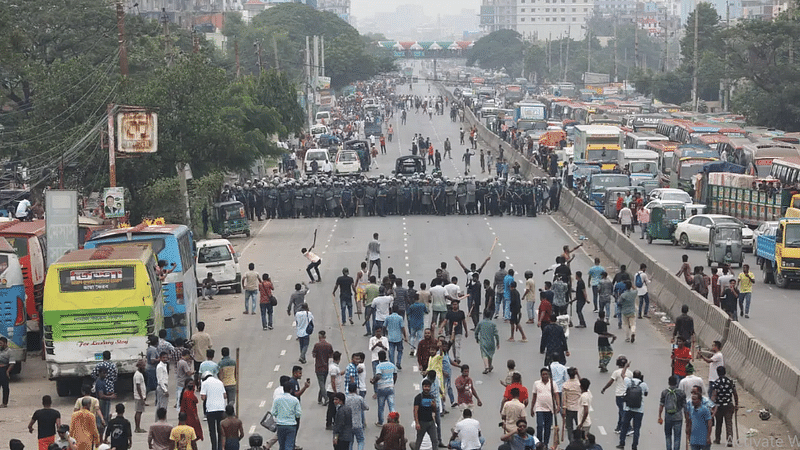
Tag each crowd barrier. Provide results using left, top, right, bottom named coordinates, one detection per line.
left=435, top=83, right=800, bottom=434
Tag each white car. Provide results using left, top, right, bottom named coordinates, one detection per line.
left=675, top=214, right=754, bottom=250
left=195, top=239, right=241, bottom=293
left=334, top=150, right=360, bottom=176
left=648, top=188, right=692, bottom=205
left=753, top=221, right=779, bottom=244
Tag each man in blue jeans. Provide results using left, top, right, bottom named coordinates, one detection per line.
left=617, top=370, right=649, bottom=450
left=372, top=351, right=397, bottom=427
left=384, top=307, right=406, bottom=369
left=270, top=382, right=302, bottom=450
left=658, top=375, right=687, bottom=450
left=588, top=258, right=604, bottom=312
left=241, top=263, right=260, bottom=315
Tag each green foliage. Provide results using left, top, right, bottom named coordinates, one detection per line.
left=466, top=30, right=525, bottom=78
left=137, top=172, right=224, bottom=235
left=222, top=3, right=388, bottom=89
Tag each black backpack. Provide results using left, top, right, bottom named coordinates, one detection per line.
left=624, top=379, right=643, bottom=409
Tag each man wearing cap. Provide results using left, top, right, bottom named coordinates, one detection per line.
left=200, top=371, right=227, bottom=450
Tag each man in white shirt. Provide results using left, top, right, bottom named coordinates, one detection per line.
left=200, top=371, right=227, bottom=450
left=15, top=198, right=31, bottom=220
left=368, top=329, right=389, bottom=377
left=429, top=280, right=448, bottom=330
left=600, top=356, right=634, bottom=433
left=699, top=340, right=724, bottom=394
left=155, top=352, right=170, bottom=412
left=444, top=278, right=461, bottom=304
left=449, top=408, right=483, bottom=450
left=295, top=303, right=314, bottom=364
left=372, top=294, right=393, bottom=330
left=325, top=351, right=344, bottom=430
left=635, top=263, right=651, bottom=318
left=678, top=364, right=705, bottom=399
left=366, top=233, right=382, bottom=278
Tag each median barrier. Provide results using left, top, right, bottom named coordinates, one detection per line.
left=724, top=321, right=752, bottom=378
left=695, top=306, right=728, bottom=351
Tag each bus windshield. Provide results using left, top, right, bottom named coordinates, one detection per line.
left=587, top=149, right=619, bottom=161
left=679, top=162, right=706, bottom=179
left=5, top=237, right=28, bottom=258
left=785, top=224, right=800, bottom=247
left=630, top=162, right=657, bottom=174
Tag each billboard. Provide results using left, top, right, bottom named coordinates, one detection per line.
left=117, top=109, right=158, bottom=154
left=45, top=190, right=78, bottom=267
left=102, top=187, right=125, bottom=219
left=316, top=76, right=331, bottom=90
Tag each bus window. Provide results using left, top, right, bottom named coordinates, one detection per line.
left=5, top=238, right=29, bottom=258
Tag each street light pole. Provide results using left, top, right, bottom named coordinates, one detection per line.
left=692, top=0, right=699, bottom=112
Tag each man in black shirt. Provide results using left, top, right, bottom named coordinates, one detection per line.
left=720, top=280, right=739, bottom=321
left=508, top=281, right=527, bottom=342
left=28, top=395, right=61, bottom=450
left=574, top=271, right=588, bottom=328
left=445, top=300, right=468, bottom=363
left=105, top=403, right=132, bottom=450
left=672, top=304, right=695, bottom=345
left=333, top=268, right=356, bottom=325
left=594, top=311, right=616, bottom=372
left=483, top=280, right=496, bottom=318
left=413, top=379, right=439, bottom=450
left=466, top=272, right=483, bottom=327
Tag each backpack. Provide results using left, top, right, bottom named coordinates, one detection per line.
left=305, top=312, right=314, bottom=335
left=634, top=272, right=643, bottom=288
left=664, top=388, right=679, bottom=415
left=624, top=379, right=643, bottom=409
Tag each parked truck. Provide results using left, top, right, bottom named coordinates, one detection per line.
left=755, top=218, right=800, bottom=288
left=574, top=125, right=622, bottom=163
left=701, top=166, right=800, bottom=226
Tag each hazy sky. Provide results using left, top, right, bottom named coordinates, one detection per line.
left=350, top=0, right=479, bottom=19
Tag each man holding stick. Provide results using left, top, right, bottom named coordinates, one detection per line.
left=301, top=230, right=322, bottom=283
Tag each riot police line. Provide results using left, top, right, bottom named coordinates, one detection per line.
left=219, top=173, right=564, bottom=220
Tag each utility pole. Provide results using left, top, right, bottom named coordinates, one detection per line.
left=692, top=0, right=700, bottom=112
left=306, top=36, right=313, bottom=129
left=234, top=38, right=240, bottom=78
left=272, top=36, right=280, bottom=71
left=115, top=0, right=129, bottom=77
left=564, top=27, right=571, bottom=82
left=320, top=35, right=325, bottom=77
left=586, top=28, right=591, bottom=74
left=662, top=10, right=668, bottom=72
left=614, top=15, right=618, bottom=81
left=161, top=8, right=171, bottom=67
left=107, top=104, right=116, bottom=187
left=634, top=2, right=640, bottom=69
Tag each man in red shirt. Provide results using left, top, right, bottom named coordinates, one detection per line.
left=671, top=336, right=692, bottom=381
left=454, top=365, right=483, bottom=412
left=537, top=292, right=553, bottom=328
left=379, top=135, right=386, bottom=154
left=502, top=372, right=529, bottom=407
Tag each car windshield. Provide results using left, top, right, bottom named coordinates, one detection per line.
left=198, top=245, right=232, bottom=264
left=338, top=152, right=358, bottom=162
left=662, top=192, right=692, bottom=203
left=307, top=152, right=327, bottom=160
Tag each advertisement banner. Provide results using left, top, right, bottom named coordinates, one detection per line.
left=102, top=187, right=125, bottom=219
left=117, top=109, right=158, bottom=154
left=45, top=190, right=79, bottom=267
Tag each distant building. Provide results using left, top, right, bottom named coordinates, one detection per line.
left=480, top=0, right=518, bottom=33
left=515, top=0, right=594, bottom=40
left=680, top=0, right=741, bottom=26
left=318, top=0, right=351, bottom=23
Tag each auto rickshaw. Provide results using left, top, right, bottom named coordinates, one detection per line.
left=707, top=223, right=744, bottom=268
left=211, top=201, right=250, bottom=238
left=645, top=201, right=685, bottom=244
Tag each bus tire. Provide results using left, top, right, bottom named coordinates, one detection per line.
left=234, top=284, right=242, bottom=294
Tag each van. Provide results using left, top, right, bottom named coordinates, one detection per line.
left=310, top=124, right=329, bottom=138
left=315, top=111, right=331, bottom=124
left=334, top=150, right=360, bottom=176
left=304, top=149, right=332, bottom=175
left=195, top=239, right=241, bottom=293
